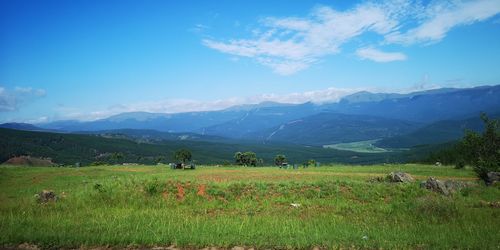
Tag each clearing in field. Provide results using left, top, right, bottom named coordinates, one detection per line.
left=0, top=164, right=499, bottom=249
left=323, top=139, right=391, bottom=153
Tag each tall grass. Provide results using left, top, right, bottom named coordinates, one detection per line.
left=0, top=165, right=498, bottom=248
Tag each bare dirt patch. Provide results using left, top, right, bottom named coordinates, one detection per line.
left=3, top=156, right=55, bottom=167
left=197, top=184, right=207, bottom=197
left=176, top=184, right=185, bottom=200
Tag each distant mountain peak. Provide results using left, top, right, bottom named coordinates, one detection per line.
left=340, top=91, right=403, bottom=103
left=105, top=111, right=170, bottom=122
left=340, top=86, right=471, bottom=104
left=223, top=101, right=294, bottom=111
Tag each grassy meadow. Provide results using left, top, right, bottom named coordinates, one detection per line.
left=0, top=164, right=499, bottom=249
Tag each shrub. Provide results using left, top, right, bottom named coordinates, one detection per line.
left=454, top=159, right=465, bottom=169
left=274, top=154, right=287, bottom=166
left=144, top=178, right=161, bottom=195
left=94, top=183, right=105, bottom=193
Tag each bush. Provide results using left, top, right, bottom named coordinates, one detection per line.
left=454, top=159, right=465, bottom=169
left=90, top=161, right=107, bottom=166
left=94, top=183, right=105, bottom=192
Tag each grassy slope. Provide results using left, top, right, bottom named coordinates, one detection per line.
left=0, top=165, right=499, bottom=249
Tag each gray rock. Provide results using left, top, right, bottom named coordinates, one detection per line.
left=387, top=172, right=414, bottom=183
left=421, top=177, right=449, bottom=195
left=486, top=172, right=500, bottom=186
left=17, top=243, right=39, bottom=250
left=444, top=180, right=469, bottom=193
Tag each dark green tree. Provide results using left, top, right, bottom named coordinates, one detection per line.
left=274, top=154, right=287, bottom=166
left=155, top=156, right=165, bottom=164
left=174, top=149, right=192, bottom=164
left=110, top=152, right=124, bottom=164
left=458, top=113, right=499, bottom=183
left=234, top=151, right=257, bottom=166
left=234, top=152, right=243, bottom=165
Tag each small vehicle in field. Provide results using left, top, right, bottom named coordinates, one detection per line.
left=170, top=162, right=196, bottom=170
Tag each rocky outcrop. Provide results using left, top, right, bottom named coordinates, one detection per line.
left=420, top=177, right=449, bottom=195
left=486, top=172, right=500, bottom=186
left=421, top=177, right=472, bottom=195
left=387, top=172, right=414, bottom=183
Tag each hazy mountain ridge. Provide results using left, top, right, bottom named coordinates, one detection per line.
left=3, top=85, right=497, bottom=148
left=38, top=109, right=249, bottom=132
left=324, top=85, right=500, bottom=122
left=198, top=102, right=320, bottom=138
left=0, top=122, right=57, bottom=132
left=338, top=88, right=460, bottom=104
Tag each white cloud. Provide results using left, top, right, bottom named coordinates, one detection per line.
left=385, top=0, right=500, bottom=44
left=56, top=87, right=361, bottom=121
left=0, top=86, right=47, bottom=112
left=356, top=47, right=407, bottom=62
left=14, top=87, right=46, bottom=96
left=203, top=3, right=400, bottom=75
left=203, top=0, right=500, bottom=74
left=128, top=87, right=359, bottom=113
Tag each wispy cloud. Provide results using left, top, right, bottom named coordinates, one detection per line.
left=385, top=0, right=500, bottom=45
left=189, top=24, right=210, bottom=34
left=203, top=3, right=399, bottom=75
left=0, top=86, right=46, bottom=112
left=356, top=47, right=407, bottom=62
left=203, top=0, right=500, bottom=74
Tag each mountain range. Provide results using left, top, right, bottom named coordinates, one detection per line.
left=2, top=85, right=499, bottom=156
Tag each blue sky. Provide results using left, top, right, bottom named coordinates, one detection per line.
left=1, top=0, right=500, bottom=123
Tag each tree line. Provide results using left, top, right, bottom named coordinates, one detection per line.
left=423, top=113, right=499, bottom=183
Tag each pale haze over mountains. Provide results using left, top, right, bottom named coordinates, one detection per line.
left=2, top=85, right=499, bottom=150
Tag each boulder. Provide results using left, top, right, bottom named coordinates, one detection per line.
left=421, top=177, right=449, bottom=196
left=34, top=190, right=58, bottom=203
left=387, top=172, right=414, bottom=183
left=485, top=172, right=500, bottom=186
left=444, top=180, right=469, bottom=193
left=17, top=243, right=40, bottom=250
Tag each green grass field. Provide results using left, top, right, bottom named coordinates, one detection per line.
left=1, top=164, right=499, bottom=249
